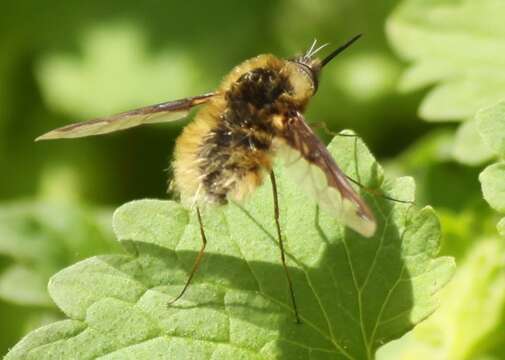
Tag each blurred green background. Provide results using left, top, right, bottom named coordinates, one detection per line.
left=1, top=0, right=504, bottom=358
left=0, top=0, right=431, bottom=206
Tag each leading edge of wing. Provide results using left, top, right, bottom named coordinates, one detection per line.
left=276, top=112, right=376, bottom=237
left=36, top=92, right=218, bottom=141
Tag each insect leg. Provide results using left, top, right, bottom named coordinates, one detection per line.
left=310, top=121, right=358, bottom=138
left=167, top=206, right=207, bottom=305
left=345, top=175, right=415, bottom=205
left=310, top=122, right=412, bottom=205
left=270, top=170, right=301, bottom=324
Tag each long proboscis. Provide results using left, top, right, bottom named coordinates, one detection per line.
left=320, top=34, right=362, bottom=67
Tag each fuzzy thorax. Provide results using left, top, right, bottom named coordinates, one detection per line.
left=172, top=54, right=316, bottom=208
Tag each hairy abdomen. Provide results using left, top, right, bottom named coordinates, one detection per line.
left=172, top=97, right=274, bottom=206
left=172, top=55, right=290, bottom=207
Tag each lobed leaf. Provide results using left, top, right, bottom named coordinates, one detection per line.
left=478, top=100, right=505, bottom=157
left=498, top=218, right=505, bottom=238
left=476, top=84, right=505, bottom=232
left=0, top=201, right=117, bottom=308
left=387, top=0, right=505, bottom=122
left=387, top=0, right=505, bottom=169
left=36, top=24, right=203, bottom=119
left=451, top=118, right=494, bottom=166
left=377, top=237, right=505, bottom=360
left=6, top=134, right=455, bottom=360
left=480, top=162, right=505, bottom=213
left=388, top=0, right=505, bottom=238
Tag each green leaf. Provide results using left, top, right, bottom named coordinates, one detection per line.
left=0, top=201, right=117, bottom=307
left=377, top=237, right=505, bottom=360
left=497, top=218, right=505, bottom=237
left=387, top=130, right=484, bottom=212
left=388, top=0, right=505, bottom=232
left=6, top=135, right=455, bottom=360
left=36, top=23, right=205, bottom=119
left=480, top=162, right=505, bottom=213
left=387, top=0, right=505, bottom=122
left=479, top=161, right=505, bottom=234
left=391, top=130, right=454, bottom=169
left=476, top=82, right=505, bottom=230
left=0, top=201, right=119, bottom=356
left=0, top=265, right=51, bottom=306
left=478, top=100, right=505, bottom=157
left=451, top=118, right=494, bottom=166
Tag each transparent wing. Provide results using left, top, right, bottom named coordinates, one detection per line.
left=276, top=112, right=376, bottom=237
left=36, top=92, right=217, bottom=141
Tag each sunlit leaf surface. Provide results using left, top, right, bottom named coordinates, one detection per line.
left=6, top=135, right=454, bottom=360
left=388, top=0, right=505, bottom=122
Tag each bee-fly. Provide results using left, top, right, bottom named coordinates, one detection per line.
left=37, top=34, right=375, bottom=323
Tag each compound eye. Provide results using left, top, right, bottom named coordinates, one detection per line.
left=297, top=62, right=319, bottom=92
left=285, top=61, right=317, bottom=100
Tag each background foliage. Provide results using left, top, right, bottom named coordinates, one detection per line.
left=1, top=0, right=504, bottom=358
